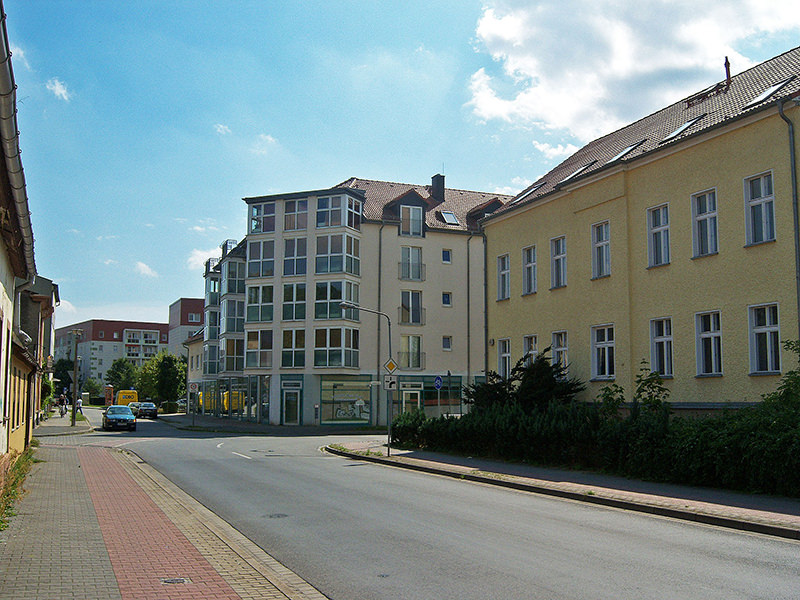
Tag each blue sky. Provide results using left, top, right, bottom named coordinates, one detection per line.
left=5, top=0, right=800, bottom=328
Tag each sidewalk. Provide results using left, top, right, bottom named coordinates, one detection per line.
left=0, top=418, right=329, bottom=600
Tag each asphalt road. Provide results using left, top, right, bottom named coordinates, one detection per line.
left=84, top=410, right=800, bottom=600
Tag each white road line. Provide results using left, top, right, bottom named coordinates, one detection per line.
left=232, top=451, right=252, bottom=460
left=216, top=442, right=224, bottom=448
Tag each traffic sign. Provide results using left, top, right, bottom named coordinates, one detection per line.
left=383, top=374, right=398, bottom=391
left=434, top=375, right=443, bottom=390
left=384, top=358, right=398, bottom=373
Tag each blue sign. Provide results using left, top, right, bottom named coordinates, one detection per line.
left=434, top=375, right=443, bottom=390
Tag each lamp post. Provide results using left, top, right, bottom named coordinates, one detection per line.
left=70, top=329, right=83, bottom=426
left=340, top=301, right=394, bottom=455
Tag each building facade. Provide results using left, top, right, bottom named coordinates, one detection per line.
left=483, top=48, right=800, bottom=410
left=54, top=320, right=169, bottom=391
left=201, top=175, right=509, bottom=425
left=167, top=297, right=204, bottom=356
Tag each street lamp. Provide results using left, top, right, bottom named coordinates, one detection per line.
left=340, top=301, right=395, bottom=456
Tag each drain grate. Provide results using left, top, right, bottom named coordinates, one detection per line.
left=161, top=577, right=192, bottom=585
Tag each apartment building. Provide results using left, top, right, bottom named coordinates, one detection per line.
left=483, top=47, right=800, bottom=410
left=54, top=320, right=169, bottom=389
left=167, top=297, right=204, bottom=356
left=201, top=175, right=510, bottom=425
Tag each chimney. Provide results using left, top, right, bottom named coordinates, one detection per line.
left=725, top=56, right=731, bottom=86
left=431, top=173, right=445, bottom=203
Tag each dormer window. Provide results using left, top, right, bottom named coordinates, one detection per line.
left=400, top=205, right=423, bottom=237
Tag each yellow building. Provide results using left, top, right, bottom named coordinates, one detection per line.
left=483, top=47, right=800, bottom=410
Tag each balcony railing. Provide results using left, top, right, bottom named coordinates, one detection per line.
left=398, top=262, right=426, bottom=281
left=397, top=352, right=426, bottom=370
left=398, top=307, right=426, bottom=325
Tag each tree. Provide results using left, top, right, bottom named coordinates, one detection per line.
left=53, top=358, right=73, bottom=396
left=136, top=357, right=158, bottom=400
left=83, top=377, right=103, bottom=398
left=105, top=358, right=138, bottom=392
left=156, top=353, right=184, bottom=403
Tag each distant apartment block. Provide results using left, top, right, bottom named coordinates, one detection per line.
left=168, top=297, right=204, bottom=356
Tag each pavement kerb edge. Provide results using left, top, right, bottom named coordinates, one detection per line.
left=115, top=448, right=330, bottom=600
left=323, top=445, right=800, bottom=541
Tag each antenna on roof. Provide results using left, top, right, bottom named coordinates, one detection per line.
left=725, top=56, right=731, bottom=86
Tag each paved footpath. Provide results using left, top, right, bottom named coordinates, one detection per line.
left=0, top=415, right=328, bottom=600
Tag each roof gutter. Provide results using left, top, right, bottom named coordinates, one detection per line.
left=778, top=96, right=800, bottom=340
left=0, top=6, right=35, bottom=279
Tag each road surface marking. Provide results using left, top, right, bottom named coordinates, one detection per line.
left=232, top=451, right=252, bottom=460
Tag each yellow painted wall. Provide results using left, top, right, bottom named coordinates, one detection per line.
left=486, top=105, right=800, bottom=405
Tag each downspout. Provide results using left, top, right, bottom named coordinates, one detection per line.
left=466, top=234, right=473, bottom=383
left=778, top=98, right=800, bottom=340
left=377, top=223, right=384, bottom=425
left=481, top=230, right=489, bottom=377
left=0, top=10, right=36, bottom=278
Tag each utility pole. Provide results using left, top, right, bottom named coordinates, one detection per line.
left=70, top=329, right=82, bottom=426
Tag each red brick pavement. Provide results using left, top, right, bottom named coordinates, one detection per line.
left=78, top=446, right=242, bottom=600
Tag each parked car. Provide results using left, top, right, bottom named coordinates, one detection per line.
left=128, top=401, right=141, bottom=416
left=102, top=405, right=136, bottom=431
left=137, top=402, right=158, bottom=419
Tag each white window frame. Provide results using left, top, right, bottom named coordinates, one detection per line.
left=316, top=195, right=343, bottom=228
left=246, top=329, right=273, bottom=368
left=400, top=334, right=423, bottom=369
left=282, top=283, right=306, bottom=321
left=551, top=236, right=567, bottom=288
left=498, top=338, right=511, bottom=379
left=522, top=245, right=536, bottom=295
left=281, top=329, right=305, bottom=368
left=284, top=199, right=308, bottom=231
left=442, top=336, right=452, bottom=351
left=650, top=317, right=673, bottom=377
left=744, top=172, right=775, bottom=245
left=591, top=221, right=611, bottom=279
left=497, top=254, right=510, bottom=300
left=314, top=280, right=343, bottom=320
left=749, top=303, right=780, bottom=374
left=696, top=310, right=723, bottom=376
left=314, top=327, right=359, bottom=367
left=647, top=204, right=670, bottom=267
left=442, top=292, right=452, bottom=307
left=246, top=285, right=274, bottom=323
left=283, top=237, right=307, bottom=277
left=552, top=331, right=568, bottom=372
left=247, top=240, right=274, bottom=278
left=401, top=246, right=423, bottom=280
left=250, top=201, right=275, bottom=233
left=401, top=290, right=423, bottom=324
left=442, top=249, right=452, bottom=264
left=523, top=334, right=537, bottom=367
left=400, top=205, right=423, bottom=236
left=591, top=324, right=615, bottom=380
left=692, top=189, right=718, bottom=257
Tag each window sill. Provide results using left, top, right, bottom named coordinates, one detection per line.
left=744, top=239, right=776, bottom=249
left=590, top=377, right=615, bottom=382
left=691, top=251, right=719, bottom=260
left=496, top=297, right=510, bottom=302
left=550, top=285, right=567, bottom=291
left=646, top=262, right=670, bottom=270
left=591, top=274, right=610, bottom=281
left=749, top=371, right=781, bottom=377
left=695, top=373, right=723, bottom=378
left=521, top=291, right=537, bottom=297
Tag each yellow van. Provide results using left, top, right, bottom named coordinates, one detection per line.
left=115, top=390, right=139, bottom=406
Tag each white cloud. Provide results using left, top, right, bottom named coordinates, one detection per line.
left=135, top=261, right=158, bottom=278
left=251, top=133, right=278, bottom=155
left=215, top=123, right=231, bottom=135
left=494, top=176, right=535, bottom=196
left=103, top=259, right=117, bottom=265
left=57, top=299, right=77, bottom=315
left=469, top=0, right=800, bottom=142
left=96, top=234, right=118, bottom=241
left=46, top=77, right=72, bottom=101
left=531, top=141, right=580, bottom=161
left=67, top=228, right=80, bottom=235
left=10, top=45, right=30, bottom=70
left=187, top=247, right=221, bottom=271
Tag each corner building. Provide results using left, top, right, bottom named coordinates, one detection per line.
left=483, top=47, right=800, bottom=410
left=202, top=175, right=510, bottom=425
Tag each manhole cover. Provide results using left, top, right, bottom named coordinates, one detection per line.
left=161, top=577, right=192, bottom=585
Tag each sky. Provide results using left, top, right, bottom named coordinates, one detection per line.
left=4, top=0, right=800, bottom=329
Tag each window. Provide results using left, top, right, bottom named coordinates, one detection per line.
left=696, top=311, right=722, bottom=376
left=245, top=330, right=273, bottom=368
left=650, top=318, right=674, bottom=377
left=99, top=331, right=104, bottom=339
left=745, top=172, right=775, bottom=245
left=442, top=292, right=452, bottom=307
left=284, top=199, right=307, bottom=231
left=401, top=290, right=423, bottom=324
left=648, top=204, right=670, bottom=267
left=441, top=211, right=459, bottom=225
left=522, top=245, right=536, bottom=295
left=316, top=234, right=360, bottom=275
left=316, top=196, right=342, bottom=228
left=442, top=249, right=452, bottom=264
left=497, top=254, right=510, bottom=300
left=221, top=299, right=244, bottom=333
left=281, top=329, right=305, bottom=367
left=345, top=235, right=360, bottom=275
left=692, top=190, right=718, bottom=257
left=314, top=327, right=359, bottom=367
left=552, top=331, right=568, bottom=371
left=400, top=334, right=422, bottom=369
left=247, top=240, right=274, bottom=278
left=400, top=205, right=423, bottom=236
left=282, top=283, right=306, bottom=321
left=315, top=281, right=343, bottom=319
left=114, top=332, right=119, bottom=339
left=401, top=246, right=423, bottom=280
left=250, top=201, right=275, bottom=233
left=750, top=304, right=780, bottom=374
left=223, top=261, right=246, bottom=295
left=592, top=222, right=610, bottom=278
left=591, top=325, right=615, bottom=380
left=498, top=338, right=511, bottom=379
left=222, top=338, right=244, bottom=372
left=523, top=334, right=537, bottom=366
left=442, top=336, right=452, bottom=351
left=246, top=285, right=274, bottom=323
left=347, top=197, right=362, bottom=230
left=551, top=237, right=567, bottom=288
left=283, top=238, right=307, bottom=276
left=188, top=313, right=201, bottom=323
left=661, top=115, right=705, bottom=143
left=743, top=77, right=793, bottom=109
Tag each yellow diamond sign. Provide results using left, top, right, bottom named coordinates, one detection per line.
left=384, top=358, right=398, bottom=373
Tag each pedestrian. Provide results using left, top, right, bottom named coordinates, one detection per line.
left=76, top=395, right=83, bottom=415
left=59, top=397, right=66, bottom=417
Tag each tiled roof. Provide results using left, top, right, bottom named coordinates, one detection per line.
left=492, top=45, right=800, bottom=218
left=338, top=177, right=513, bottom=232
